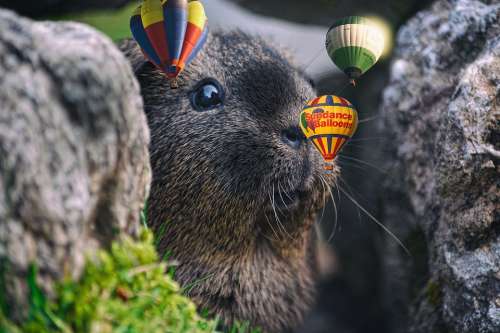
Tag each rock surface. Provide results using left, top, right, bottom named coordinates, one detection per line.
left=379, top=0, right=499, bottom=332
left=0, top=9, right=150, bottom=318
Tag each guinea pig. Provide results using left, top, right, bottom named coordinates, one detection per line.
left=120, top=29, right=337, bottom=333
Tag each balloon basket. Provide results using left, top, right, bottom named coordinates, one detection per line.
left=349, top=78, right=356, bottom=87
left=169, top=78, right=179, bottom=89
left=324, top=164, right=334, bottom=171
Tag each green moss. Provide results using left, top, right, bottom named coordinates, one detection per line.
left=1, top=230, right=219, bottom=333
left=425, top=280, right=443, bottom=307
left=0, top=229, right=260, bottom=332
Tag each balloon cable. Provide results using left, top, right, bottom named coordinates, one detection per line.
left=302, top=46, right=325, bottom=73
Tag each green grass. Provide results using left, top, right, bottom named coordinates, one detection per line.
left=53, top=2, right=139, bottom=41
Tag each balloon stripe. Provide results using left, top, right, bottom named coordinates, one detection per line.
left=331, top=46, right=376, bottom=72
left=338, top=96, right=349, bottom=106
left=321, top=137, right=334, bottom=159
left=164, top=0, right=187, bottom=66
left=177, top=22, right=203, bottom=69
left=130, top=10, right=162, bottom=67
left=327, top=135, right=333, bottom=153
left=326, top=95, right=334, bottom=105
left=144, top=22, right=170, bottom=65
left=140, top=48, right=163, bottom=71
left=187, top=1, right=207, bottom=29
left=186, top=24, right=208, bottom=65
left=311, top=139, right=325, bottom=156
left=176, top=1, right=206, bottom=71
left=312, top=138, right=323, bottom=153
left=142, top=0, right=164, bottom=27
left=310, top=134, right=351, bottom=140
left=141, top=0, right=170, bottom=65
left=330, top=137, right=339, bottom=156
left=310, top=97, right=321, bottom=106
left=332, top=137, right=345, bottom=156
left=315, top=136, right=328, bottom=155
left=303, top=103, right=355, bottom=109
left=327, top=24, right=383, bottom=59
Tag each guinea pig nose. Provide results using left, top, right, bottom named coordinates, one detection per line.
left=281, top=126, right=305, bottom=149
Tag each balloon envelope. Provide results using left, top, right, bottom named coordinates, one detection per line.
left=326, top=16, right=384, bottom=80
left=130, top=0, right=208, bottom=80
left=299, top=95, right=358, bottom=162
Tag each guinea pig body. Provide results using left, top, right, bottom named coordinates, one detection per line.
left=120, top=30, right=336, bottom=333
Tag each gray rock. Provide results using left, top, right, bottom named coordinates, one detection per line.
left=0, top=9, right=150, bottom=318
left=379, top=0, right=499, bottom=332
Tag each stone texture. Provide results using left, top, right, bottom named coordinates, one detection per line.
left=379, top=0, right=499, bottom=332
left=0, top=9, right=150, bottom=317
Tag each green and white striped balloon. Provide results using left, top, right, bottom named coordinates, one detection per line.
left=326, top=16, right=384, bottom=82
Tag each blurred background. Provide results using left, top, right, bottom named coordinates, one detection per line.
left=0, top=0, right=434, bottom=332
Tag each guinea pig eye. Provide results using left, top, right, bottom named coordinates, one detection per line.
left=189, top=78, right=225, bottom=111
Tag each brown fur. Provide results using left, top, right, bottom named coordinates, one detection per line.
left=119, top=30, right=337, bottom=332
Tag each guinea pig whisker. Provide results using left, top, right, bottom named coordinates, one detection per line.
left=322, top=177, right=339, bottom=243
left=268, top=187, right=285, bottom=235
left=280, top=180, right=294, bottom=203
left=336, top=159, right=371, bottom=173
left=264, top=211, right=280, bottom=241
left=286, top=177, right=295, bottom=198
left=263, top=187, right=280, bottom=241
left=343, top=141, right=374, bottom=150
left=338, top=176, right=372, bottom=208
left=270, top=184, right=293, bottom=240
left=317, top=176, right=327, bottom=223
left=338, top=176, right=363, bottom=223
left=338, top=155, right=386, bottom=173
left=277, top=181, right=288, bottom=207
left=338, top=185, right=410, bottom=255
left=358, top=116, right=380, bottom=124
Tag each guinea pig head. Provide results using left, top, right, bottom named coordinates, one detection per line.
left=121, top=31, right=337, bottom=252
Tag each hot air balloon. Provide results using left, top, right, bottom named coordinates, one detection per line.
left=299, top=95, right=358, bottom=170
left=326, top=16, right=384, bottom=86
left=130, top=0, right=208, bottom=88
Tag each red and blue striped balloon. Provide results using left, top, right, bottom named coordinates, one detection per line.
left=130, top=0, right=208, bottom=84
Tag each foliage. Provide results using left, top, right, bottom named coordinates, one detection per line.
left=0, top=230, right=218, bottom=333
left=53, top=3, right=137, bottom=41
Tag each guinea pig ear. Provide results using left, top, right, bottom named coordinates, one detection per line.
left=118, top=38, right=150, bottom=74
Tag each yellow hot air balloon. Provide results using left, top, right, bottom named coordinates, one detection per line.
left=299, top=95, right=358, bottom=170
